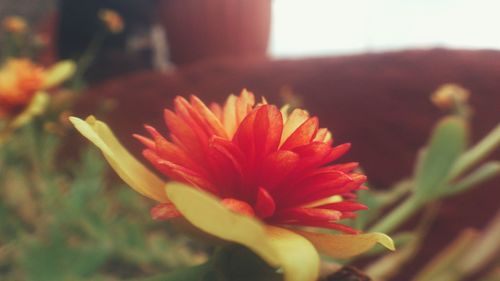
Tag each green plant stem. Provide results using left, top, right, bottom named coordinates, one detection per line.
left=369, top=196, right=422, bottom=234
left=71, top=31, right=106, bottom=90
left=448, top=124, right=500, bottom=180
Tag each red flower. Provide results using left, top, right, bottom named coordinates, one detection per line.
left=136, top=90, right=367, bottom=234
left=70, top=90, right=394, bottom=281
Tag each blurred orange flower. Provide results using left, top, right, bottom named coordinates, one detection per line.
left=431, top=83, right=470, bottom=109
left=0, top=58, right=75, bottom=127
left=70, top=90, right=394, bottom=281
left=1, top=16, right=27, bottom=33
left=0, top=59, right=44, bottom=117
left=99, top=9, right=124, bottom=33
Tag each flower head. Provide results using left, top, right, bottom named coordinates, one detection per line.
left=99, top=9, right=124, bottom=33
left=2, top=16, right=27, bottom=33
left=431, top=83, right=470, bottom=110
left=0, top=59, right=44, bottom=117
left=138, top=90, right=367, bottom=234
left=70, top=90, right=394, bottom=281
left=0, top=58, right=75, bottom=126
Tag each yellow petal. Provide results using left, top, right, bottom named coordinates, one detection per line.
left=222, top=94, right=238, bottom=137
left=166, top=183, right=280, bottom=265
left=69, top=116, right=168, bottom=202
left=10, top=91, right=49, bottom=128
left=43, top=60, right=76, bottom=89
left=166, top=183, right=320, bottom=281
left=280, top=104, right=291, bottom=122
left=266, top=226, right=320, bottom=281
left=295, top=229, right=395, bottom=259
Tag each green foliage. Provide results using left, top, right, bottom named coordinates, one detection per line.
left=413, top=116, right=468, bottom=200
left=0, top=121, right=202, bottom=281
left=367, top=113, right=499, bottom=234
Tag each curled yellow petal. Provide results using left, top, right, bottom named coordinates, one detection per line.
left=295, top=229, right=395, bottom=259
left=166, top=183, right=280, bottom=266
left=43, top=60, right=76, bottom=89
left=69, top=116, right=168, bottom=202
left=166, top=183, right=320, bottom=281
left=266, top=226, right=320, bottom=281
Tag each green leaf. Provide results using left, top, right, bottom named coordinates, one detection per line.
left=414, top=117, right=468, bottom=200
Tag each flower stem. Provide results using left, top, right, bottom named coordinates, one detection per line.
left=369, top=196, right=422, bottom=234
left=71, top=31, right=106, bottom=90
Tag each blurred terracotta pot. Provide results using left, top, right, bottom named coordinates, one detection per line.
left=157, top=0, right=271, bottom=65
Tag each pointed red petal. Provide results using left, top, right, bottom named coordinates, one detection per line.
left=255, top=187, right=276, bottom=218
left=281, top=117, right=319, bottom=150
left=319, top=201, right=368, bottom=212
left=232, top=107, right=258, bottom=162
left=280, top=171, right=352, bottom=206
left=143, top=125, right=200, bottom=172
left=340, top=212, right=357, bottom=219
left=142, top=149, right=217, bottom=194
left=190, top=95, right=228, bottom=138
left=133, top=133, right=155, bottom=149
left=322, top=143, right=351, bottom=164
left=292, top=142, right=332, bottom=170
left=163, top=109, right=208, bottom=162
left=253, top=105, right=283, bottom=159
left=329, top=162, right=359, bottom=173
left=261, top=150, right=300, bottom=189
left=281, top=220, right=360, bottom=234
left=207, top=137, right=245, bottom=197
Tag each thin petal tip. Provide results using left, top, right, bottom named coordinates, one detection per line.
left=375, top=232, right=396, bottom=251
left=68, top=116, right=80, bottom=124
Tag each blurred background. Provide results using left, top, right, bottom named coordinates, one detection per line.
left=1, top=1, right=499, bottom=280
